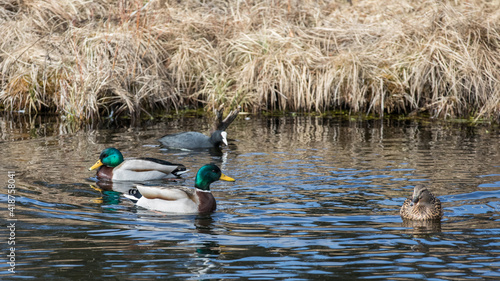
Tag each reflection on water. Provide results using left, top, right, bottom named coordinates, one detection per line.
left=401, top=219, right=442, bottom=236
left=0, top=114, right=499, bottom=280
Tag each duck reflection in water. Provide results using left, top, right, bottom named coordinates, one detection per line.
left=88, top=181, right=139, bottom=206
left=89, top=178, right=186, bottom=206
left=189, top=214, right=222, bottom=278
left=402, top=219, right=442, bottom=236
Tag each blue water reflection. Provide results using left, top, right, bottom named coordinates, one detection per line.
left=0, top=116, right=499, bottom=280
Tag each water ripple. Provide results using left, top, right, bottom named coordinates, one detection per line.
left=1, top=117, right=499, bottom=280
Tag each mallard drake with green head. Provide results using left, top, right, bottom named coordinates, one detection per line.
left=89, top=147, right=187, bottom=181
left=400, top=185, right=443, bottom=221
left=134, top=163, right=235, bottom=213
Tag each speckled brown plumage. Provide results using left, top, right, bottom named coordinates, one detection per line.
left=400, top=185, right=443, bottom=221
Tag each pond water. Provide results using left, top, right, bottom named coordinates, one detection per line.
left=0, top=114, right=499, bottom=280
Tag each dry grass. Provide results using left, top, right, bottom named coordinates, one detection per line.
left=1, top=0, right=500, bottom=122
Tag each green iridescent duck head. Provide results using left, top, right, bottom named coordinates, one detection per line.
left=89, top=147, right=124, bottom=170
left=195, top=164, right=235, bottom=191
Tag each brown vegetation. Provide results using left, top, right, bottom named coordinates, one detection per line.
left=1, top=0, right=500, bottom=122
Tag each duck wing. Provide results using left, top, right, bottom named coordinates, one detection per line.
left=135, top=184, right=196, bottom=201
left=120, top=158, right=187, bottom=175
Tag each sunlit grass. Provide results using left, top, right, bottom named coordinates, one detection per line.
left=1, top=0, right=500, bottom=123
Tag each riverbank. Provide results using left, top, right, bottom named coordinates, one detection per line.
left=1, top=0, right=499, bottom=123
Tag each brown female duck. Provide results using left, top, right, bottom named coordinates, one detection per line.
left=400, top=185, right=443, bottom=221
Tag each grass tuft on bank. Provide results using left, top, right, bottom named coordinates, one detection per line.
left=1, top=0, right=500, bottom=122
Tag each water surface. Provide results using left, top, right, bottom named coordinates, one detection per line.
left=1, top=115, right=499, bottom=280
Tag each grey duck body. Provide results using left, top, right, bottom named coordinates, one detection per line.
left=158, top=130, right=227, bottom=149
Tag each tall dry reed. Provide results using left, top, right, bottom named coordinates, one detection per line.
left=1, top=0, right=500, bottom=122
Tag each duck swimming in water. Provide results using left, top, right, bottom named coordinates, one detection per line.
left=134, top=163, right=235, bottom=213
left=400, top=185, right=443, bottom=221
left=89, top=147, right=187, bottom=181
left=158, top=130, right=228, bottom=149
left=158, top=105, right=240, bottom=150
